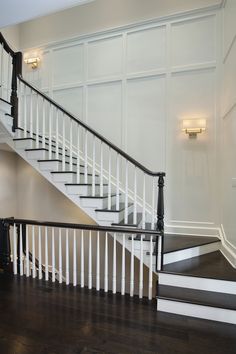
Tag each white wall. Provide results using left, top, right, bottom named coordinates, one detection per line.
left=0, top=149, right=17, bottom=217
left=19, top=0, right=221, bottom=48
left=0, top=25, right=20, bottom=51
left=22, top=5, right=221, bottom=236
left=220, top=0, right=236, bottom=256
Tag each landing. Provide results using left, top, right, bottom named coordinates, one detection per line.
left=0, top=273, right=236, bottom=354
left=162, top=251, right=236, bottom=281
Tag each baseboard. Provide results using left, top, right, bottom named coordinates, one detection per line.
left=219, top=225, right=236, bottom=268
left=165, top=223, right=220, bottom=237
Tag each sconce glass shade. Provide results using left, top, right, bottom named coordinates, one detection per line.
left=24, top=57, right=40, bottom=69
left=182, top=118, right=206, bottom=138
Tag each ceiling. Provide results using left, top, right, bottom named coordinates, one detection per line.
left=0, top=0, right=94, bottom=28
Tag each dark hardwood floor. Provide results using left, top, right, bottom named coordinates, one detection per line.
left=0, top=272, right=236, bottom=354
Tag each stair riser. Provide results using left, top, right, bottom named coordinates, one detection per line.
left=0, top=100, right=11, bottom=115
left=14, top=140, right=34, bottom=150
left=66, top=185, right=109, bottom=196
left=81, top=195, right=117, bottom=209
left=96, top=205, right=133, bottom=224
left=39, top=160, right=85, bottom=172
left=52, top=173, right=99, bottom=184
left=27, top=150, right=47, bottom=160
left=157, top=298, right=236, bottom=325
left=163, top=242, right=220, bottom=265
left=158, top=273, right=236, bottom=295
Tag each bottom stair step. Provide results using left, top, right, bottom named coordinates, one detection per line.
left=157, top=284, right=236, bottom=324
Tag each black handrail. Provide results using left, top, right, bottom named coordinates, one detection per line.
left=6, top=217, right=161, bottom=236
left=18, top=75, right=165, bottom=178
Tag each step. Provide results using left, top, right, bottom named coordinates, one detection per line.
left=157, top=285, right=236, bottom=324
left=65, top=183, right=108, bottom=196
left=14, top=137, right=35, bottom=149
left=112, top=212, right=142, bottom=228
left=158, top=251, right=236, bottom=294
left=0, top=98, right=11, bottom=115
left=51, top=171, right=99, bottom=184
left=95, top=203, right=133, bottom=224
left=145, top=235, right=220, bottom=264
left=38, top=159, right=85, bottom=172
left=80, top=193, right=120, bottom=209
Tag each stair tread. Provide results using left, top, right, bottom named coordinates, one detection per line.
left=65, top=183, right=108, bottom=186
left=161, top=251, right=236, bottom=282
left=38, top=159, right=85, bottom=167
left=95, top=203, right=133, bottom=212
left=51, top=171, right=99, bottom=177
left=80, top=193, right=119, bottom=199
left=157, top=285, right=236, bottom=311
left=112, top=212, right=143, bottom=227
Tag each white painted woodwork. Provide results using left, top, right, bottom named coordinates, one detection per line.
left=73, top=229, right=77, bottom=286
left=51, top=227, right=55, bottom=282
left=38, top=226, right=42, bottom=279
left=45, top=227, right=49, bottom=281
left=80, top=230, right=84, bottom=287
left=113, top=233, right=117, bottom=294
left=104, top=232, right=108, bottom=292
left=32, top=225, right=36, bottom=278
left=88, top=230, right=92, bottom=289
left=66, top=229, right=69, bottom=285
left=13, top=223, right=17, bottom=275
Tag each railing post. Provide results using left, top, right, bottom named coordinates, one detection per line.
left=156, top=173, right=165, bottom=271
left=11, top=51, right=22, bottom=132
left=0, top=219, right=11, bottom=272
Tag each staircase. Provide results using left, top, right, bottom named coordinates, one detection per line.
left=0, top=33, right=236, bottom=325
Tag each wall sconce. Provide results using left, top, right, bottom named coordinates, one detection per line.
left=24, top=57, right=40, bottom=69
left=182, top=118, right=206, bottom=139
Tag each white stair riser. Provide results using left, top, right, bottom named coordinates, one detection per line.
left=96, top=204, right=133, bottom=224
left=163, top=242, right=220, bottom=265
left=39, top=161, right=61, bottom=171
left=80, top=195, right=117, bottom=209
left=14, top=140, right=34, bottom=149
left=0, top=100, right=11, bottom=115
left=157, top=299, right=236, bottom=325
left=66, top=185, right=108, bottom=196
left=158, top=273, right=236, bottom=295
left=27, top=150, right=47, bottom=160
left=52, top=173, right=75, bottom=183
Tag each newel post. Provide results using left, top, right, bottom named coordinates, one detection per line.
left=11, top=51, right=22, bottom=132
left=0, top=219, right=11, bottom=272
left=156, top=173, right=165, bottom=270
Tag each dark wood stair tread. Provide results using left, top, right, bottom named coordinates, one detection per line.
left=95, top=203, right=133, bottom=213
left=51, top=171, right=98, bottom=177
left=65, top=183, right=108, bottom=186
left=157, top=285, right=236, bottom=311
left=38, top=159, right=84, bottom=168
left=161, top=251, right=236, bottom=282
left=80, top=193, right=120, bottom=199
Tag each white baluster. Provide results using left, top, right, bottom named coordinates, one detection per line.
left=100, top=142, right=103, bottom=197
left=112, top=233, right=116, bottom=294
left=23, top=84, right=27, bottom=138
left=92, top=136, right=96, bottom=197
left=76, top=125, right=80, bottom=183
left=32, top=225, right=36, bottom=278
left=151, top=178, right=155, bottom=230
left=157, top=235, right=162, bottom=271
left=142, top=174, right=146, bottom=229
left=36, top=95, right=39, bottom=148
left=84, top=130, right=88, bottom=184
left=52, top=227, right=55, bottom=282
left=59, top=228, right=62, bottom=283
left=96, top=231, right=100, bottom=291
left=121, top=233, right=125, bottom=295
left=13, top=224, right=17, bottom=275
left=130, top=234, right=134, bottom=297
left=66, top=229, right=69, bottom=285
left=69, top=119, right=73, bottom=171
left=45, top=227, right=49, bottom=281
left=116, top=154, right=120, bottom=210
left=7, top=54, right=11, bottom=102
left=26, top=225, right=30, bottom=277
left=38, top=226, right=42, bottom=280
left=133, top=167, right=137, bottom=225
left=19, top=224, right=23, bottom=276
left=125, top=160, right=129, bottom=224
left=42, top=99, right=46, bottom=148
left=62, top=116, right=66, bottom=171
left=148, top=235, right=153, bottom=300
left=29, top=90, right=33, bottom=138
left=88, top=230, right=92, bottom=289
left=17, top=79, right=21, bottom=132
left=139, top=235, right=143, bottom=299
left=73, top=229, right=77, bottom=287
left=0, top=45, right=4, bottom=98
left=55, top=109, right=59, bottom=160
left=104, top=232, right=108, bottom=293
left=80, top=230, right=84, bottom=288
left=108, top=148, right=111, bottom=210
left=49, top=104, right=52, bottom=159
